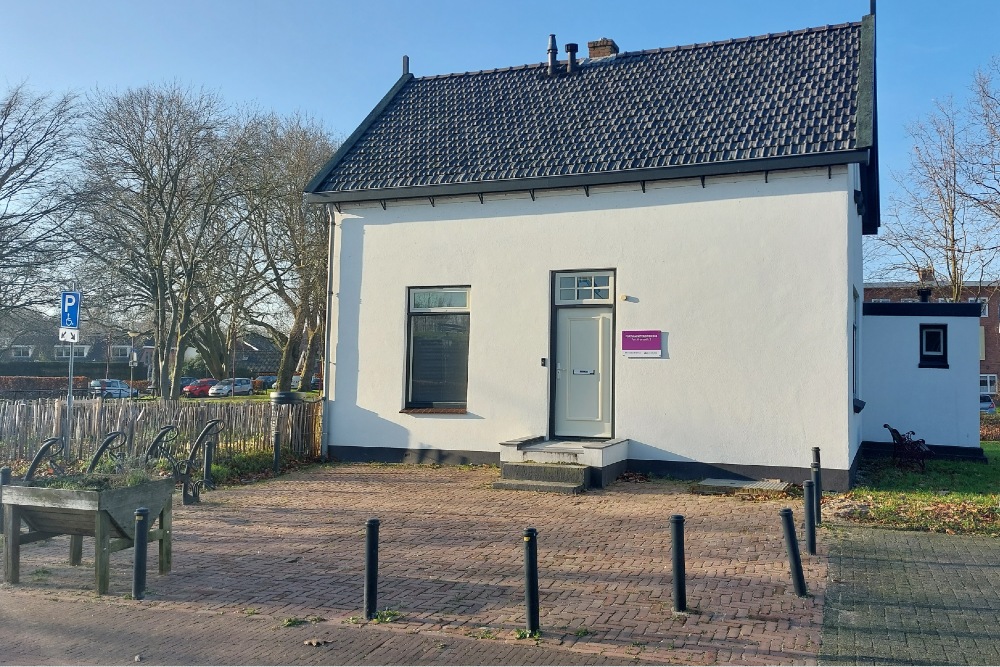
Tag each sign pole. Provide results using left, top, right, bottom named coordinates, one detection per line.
left=66, top=338, right=74, bottom=454
left=60, top=286, right=81, bottom=458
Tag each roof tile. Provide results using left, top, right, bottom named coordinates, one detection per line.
left=313, top=22, right=862, bottom=195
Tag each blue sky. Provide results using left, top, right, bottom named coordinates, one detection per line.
left=4, top=0, right=999, bottom=207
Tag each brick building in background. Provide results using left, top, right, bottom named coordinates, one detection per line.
left=864, top=282, right=1000, bottom=394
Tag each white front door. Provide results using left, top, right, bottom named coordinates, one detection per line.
left=553, top=271, right=614, bottom=439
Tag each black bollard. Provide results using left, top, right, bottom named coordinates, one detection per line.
left=203, top=440, right=215, bottom=490
left=132, top=507, right=150, bottom=600
left=670, top=514, right=687, bottom=613
left=812, top=446, right=820, bottom=467
left=779, top=508, right=808, bottom=596
left=1, top=466, right=9, bottom=533
left=364, top=518, right=380, bottom=620
left=523, top=527, right=540, bottom=634
left=803, top=481, right=816, bottom=556
left=811, top=462, right=822, bottom=526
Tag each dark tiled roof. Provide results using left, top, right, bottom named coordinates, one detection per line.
left=310, top=22, right=866, bottom=197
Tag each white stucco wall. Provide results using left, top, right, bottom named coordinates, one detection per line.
left=325, top=166, right=859, bottom=473
left=861, top=314, right=979, bottom=447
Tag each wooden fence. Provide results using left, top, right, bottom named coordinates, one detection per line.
left=0, top=398, right=323, bottom=465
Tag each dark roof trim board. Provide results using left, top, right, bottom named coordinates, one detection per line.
left=305, top=149, right=870, bottom=205
left=863, top=303, right=981, bottom=318
left=857, top=13, right=880, bottom=234
left=304, top=72, right=415, bottom=195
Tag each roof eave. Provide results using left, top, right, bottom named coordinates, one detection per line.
left=304, top=150, right=872, bottom=205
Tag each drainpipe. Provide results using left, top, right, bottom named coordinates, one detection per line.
left=321, top=204, right=336, bottom=461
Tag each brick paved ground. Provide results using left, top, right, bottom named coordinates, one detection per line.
left=820, top=525, right=1000, bottom=666
left=1, top=464, right=825, bottom=665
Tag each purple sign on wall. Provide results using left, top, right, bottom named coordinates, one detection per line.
left=621, top=330, right=662, bottom=358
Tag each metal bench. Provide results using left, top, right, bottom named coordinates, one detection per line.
left=143, top=420, right=224, bottom=505
left=883, top=423, right=931, bottom=472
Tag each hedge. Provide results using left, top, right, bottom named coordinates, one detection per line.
left=0, top=376, right=90, bottom=390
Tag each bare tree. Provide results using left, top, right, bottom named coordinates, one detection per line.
left=0, top=84, right=78, bottom=314
left=243, top=114, right=337, bottom=392
left=874, top=97, right=1000, bottom=299
left=75, top=83, right=263, bottom=397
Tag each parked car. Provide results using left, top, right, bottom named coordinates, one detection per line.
left=176, top=376, right=197, bottom=392
left=291, top=375, right=302, bottom=390
left=182, top=378, right=218, bottom=398
left=88, top=378, right=138, bottom=399
left=208, top=377, right=253, bottom=397
left=981, top=394, right=996, bottom=414
left=254, top=375, right=278, bottom=391
left=311, top=374, right=323, bottom=391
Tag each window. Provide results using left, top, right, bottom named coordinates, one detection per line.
left=870, top=298, right=891, bottom=303
left=555, top=272, right=614, bottom=305
left=900, top=298, right=919, bottom=303
left=969, top=297, right=989, bottom=317
left=406, top=287, right=470, bottom=409
left=53, top=345, right=88, bottom=359
left=937, top=297, right=955, bottom=303
left=982, top=374, right=998, bottom=395
left=11, top=345, right=32, bottom=358
left=919, top=324, right=948, bottom=368
left=111, top=345, right=131, bottom=359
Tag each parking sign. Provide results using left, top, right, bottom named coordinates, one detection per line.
left=61, top=291, right=81, bottom=329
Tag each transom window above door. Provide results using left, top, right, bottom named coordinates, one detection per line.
left=555, top=271, right=615, bottom=305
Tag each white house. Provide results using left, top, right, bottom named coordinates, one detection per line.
left=305, top=14, right=979, bottom=490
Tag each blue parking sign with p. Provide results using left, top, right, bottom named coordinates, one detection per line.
left=61, top=291, right=81, bottom=329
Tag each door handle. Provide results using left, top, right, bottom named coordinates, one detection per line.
left=572, top=369, right=595, bottom=375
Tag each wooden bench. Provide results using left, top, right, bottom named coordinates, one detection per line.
left=883, top=423, right=931, bottom=472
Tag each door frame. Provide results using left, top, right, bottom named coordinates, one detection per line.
left=548, top=268, right=616, bottom=440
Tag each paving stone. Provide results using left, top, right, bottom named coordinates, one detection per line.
left=1, top=464, right=823, bottom=665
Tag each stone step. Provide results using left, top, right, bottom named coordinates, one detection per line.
left=500, top=462, right=588, bottom=485
left=492, top=479, right=585, bottom=495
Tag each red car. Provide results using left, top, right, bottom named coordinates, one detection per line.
left=182, top=378, right=218, bottom=398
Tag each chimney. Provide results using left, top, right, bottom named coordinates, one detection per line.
left=587, top=37, right=619, bottom=58
left=547, top=34, right=558, bottom=76
left=565, top=43, right=578, bottom=73
left=918, top=288, right=931, bottom=303
left=917, top=266, right=934, bottom=283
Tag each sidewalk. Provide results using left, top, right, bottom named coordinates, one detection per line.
left=1, top=464, right=824, bottom=665
left=820, top=526, right=1000, bottom=666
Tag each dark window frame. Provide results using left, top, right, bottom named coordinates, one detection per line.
left=918, top=323, right=948, bottom=369
left=404, top=286, right=471, bottom=410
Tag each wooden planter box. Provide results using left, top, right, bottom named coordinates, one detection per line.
left=2, top=477, right=174, bottom=594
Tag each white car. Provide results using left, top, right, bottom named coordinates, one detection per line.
left=89, top=378, right=138, bottom=399
left=208, top=378, right=253, bottom=397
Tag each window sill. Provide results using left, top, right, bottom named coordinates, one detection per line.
left=400, top=407, right=468, bottom=415
left=918, top=362, right=949, bottom=369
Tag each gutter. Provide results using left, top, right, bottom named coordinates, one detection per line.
left=304, top=149, right=873, bottom=206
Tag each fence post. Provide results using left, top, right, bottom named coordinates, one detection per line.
left=803, top=480, right=816, bottom=556
left=670, top=514, right=686, bottom=613
left=779, top=508, right=808, bottom=596
left=523, top=527, right=540, bottom=634
left=364, top=518, right=380, bottom=620
left=132, top=507, right=149, bottom=600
